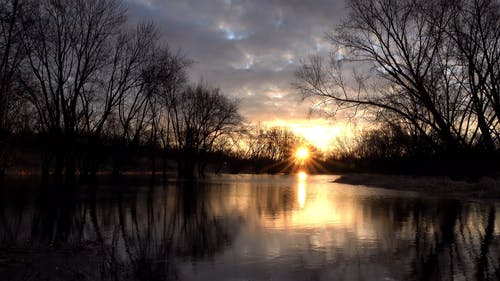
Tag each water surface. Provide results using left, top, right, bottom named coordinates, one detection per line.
left=1, top=174, right=499, bottom=280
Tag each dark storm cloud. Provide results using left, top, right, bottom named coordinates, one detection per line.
left=124, top=0, right=346, bottom=122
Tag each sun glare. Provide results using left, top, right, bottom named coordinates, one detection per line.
left=295, top=147, right=309, bottom=161
left=263, top=119, right=351, bottom=152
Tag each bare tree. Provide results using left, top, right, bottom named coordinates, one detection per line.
left=0, top=0, right=30, bottom=134
left=142, top=48, right=191, bottom=179
left=296, top=0, right=500, bottom=155
left=169, top=83, right=242, bottom=178
left=0, top=0, right=22, bottom=178
left=449, top=0, right=500, bottom=149
left=18, top=0, right=126, bottom=181
left=0, top=0, right=243, bottom=180
left=79, top=23, right=159, bottom=181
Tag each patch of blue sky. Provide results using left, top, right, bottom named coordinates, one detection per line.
left=222, top=27, right=249, bottom=41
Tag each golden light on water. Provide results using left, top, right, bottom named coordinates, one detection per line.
left=297, top=171, right=307, bottom=208
left=298, top=181, right=306, bottom=209
left=222, top=174, right=376, bottom=240
left=298, top=171, right=308, bottom=181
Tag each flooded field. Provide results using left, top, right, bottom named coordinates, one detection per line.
left=1, top=174, right=499, bottom=281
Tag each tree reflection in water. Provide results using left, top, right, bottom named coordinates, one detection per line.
left=0, top=179, right=241, bottom=280
left=0, top=175, right=498, bottom=281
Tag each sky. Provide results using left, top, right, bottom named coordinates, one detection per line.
left=125, top=0, right=349, bottom=150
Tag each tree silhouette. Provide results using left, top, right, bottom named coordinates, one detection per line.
left=296, top=0, right=500, bottom=158
left=169, top=83, right=242, bottom=178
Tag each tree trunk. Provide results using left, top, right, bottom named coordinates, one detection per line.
left=180, top=149, right=196, bottom=179
left=0, top=167, right=4, bottom=186
left=112, top=140, right=126, bottom=183
left=65, top=153, right=75, bottom=185
left=90, top=157, right=98, bottom=183
left=53, top=150, right=64, bottom=184
left=112, top=157, right=120, bottom=183
left=150, top=148, right=156, bottom=178
left=88, top=136, right=101, bottom=184
left=80, top=156, right=90, bottom=184
left=162, top=150, right=168, bottom=183
left=41, top=150, right=50, bottom=185
left=198, top=161, right=207, bottom=178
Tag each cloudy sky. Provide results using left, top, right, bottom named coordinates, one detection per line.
left=125, top=0, right=348, bottom=149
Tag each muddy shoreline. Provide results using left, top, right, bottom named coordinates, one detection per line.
left=334, top=173, right=500, bottom=200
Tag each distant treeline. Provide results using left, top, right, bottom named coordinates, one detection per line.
left=327, top=126, right=500, bottom=176
left=1, top=122, right=319, bottom=180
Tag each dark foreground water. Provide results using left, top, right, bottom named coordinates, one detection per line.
left=0, top=174, right=499, bottom=281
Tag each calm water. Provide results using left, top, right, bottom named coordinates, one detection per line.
left=0, top=174, right=499, bottom=281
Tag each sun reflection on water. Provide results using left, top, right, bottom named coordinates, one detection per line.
left=297, top=171, right=307, bottom=181
left=297, top=172, right=307, bottom=209
left=1, top=174, right=498, bottom=281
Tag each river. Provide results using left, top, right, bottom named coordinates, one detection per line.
left=0, top=174, right=499, bottom=280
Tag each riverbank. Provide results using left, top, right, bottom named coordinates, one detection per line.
left=334, top=173, right=500, bottom=200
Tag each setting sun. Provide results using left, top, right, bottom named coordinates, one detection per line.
left=295, top=147, right=309, bottom=161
